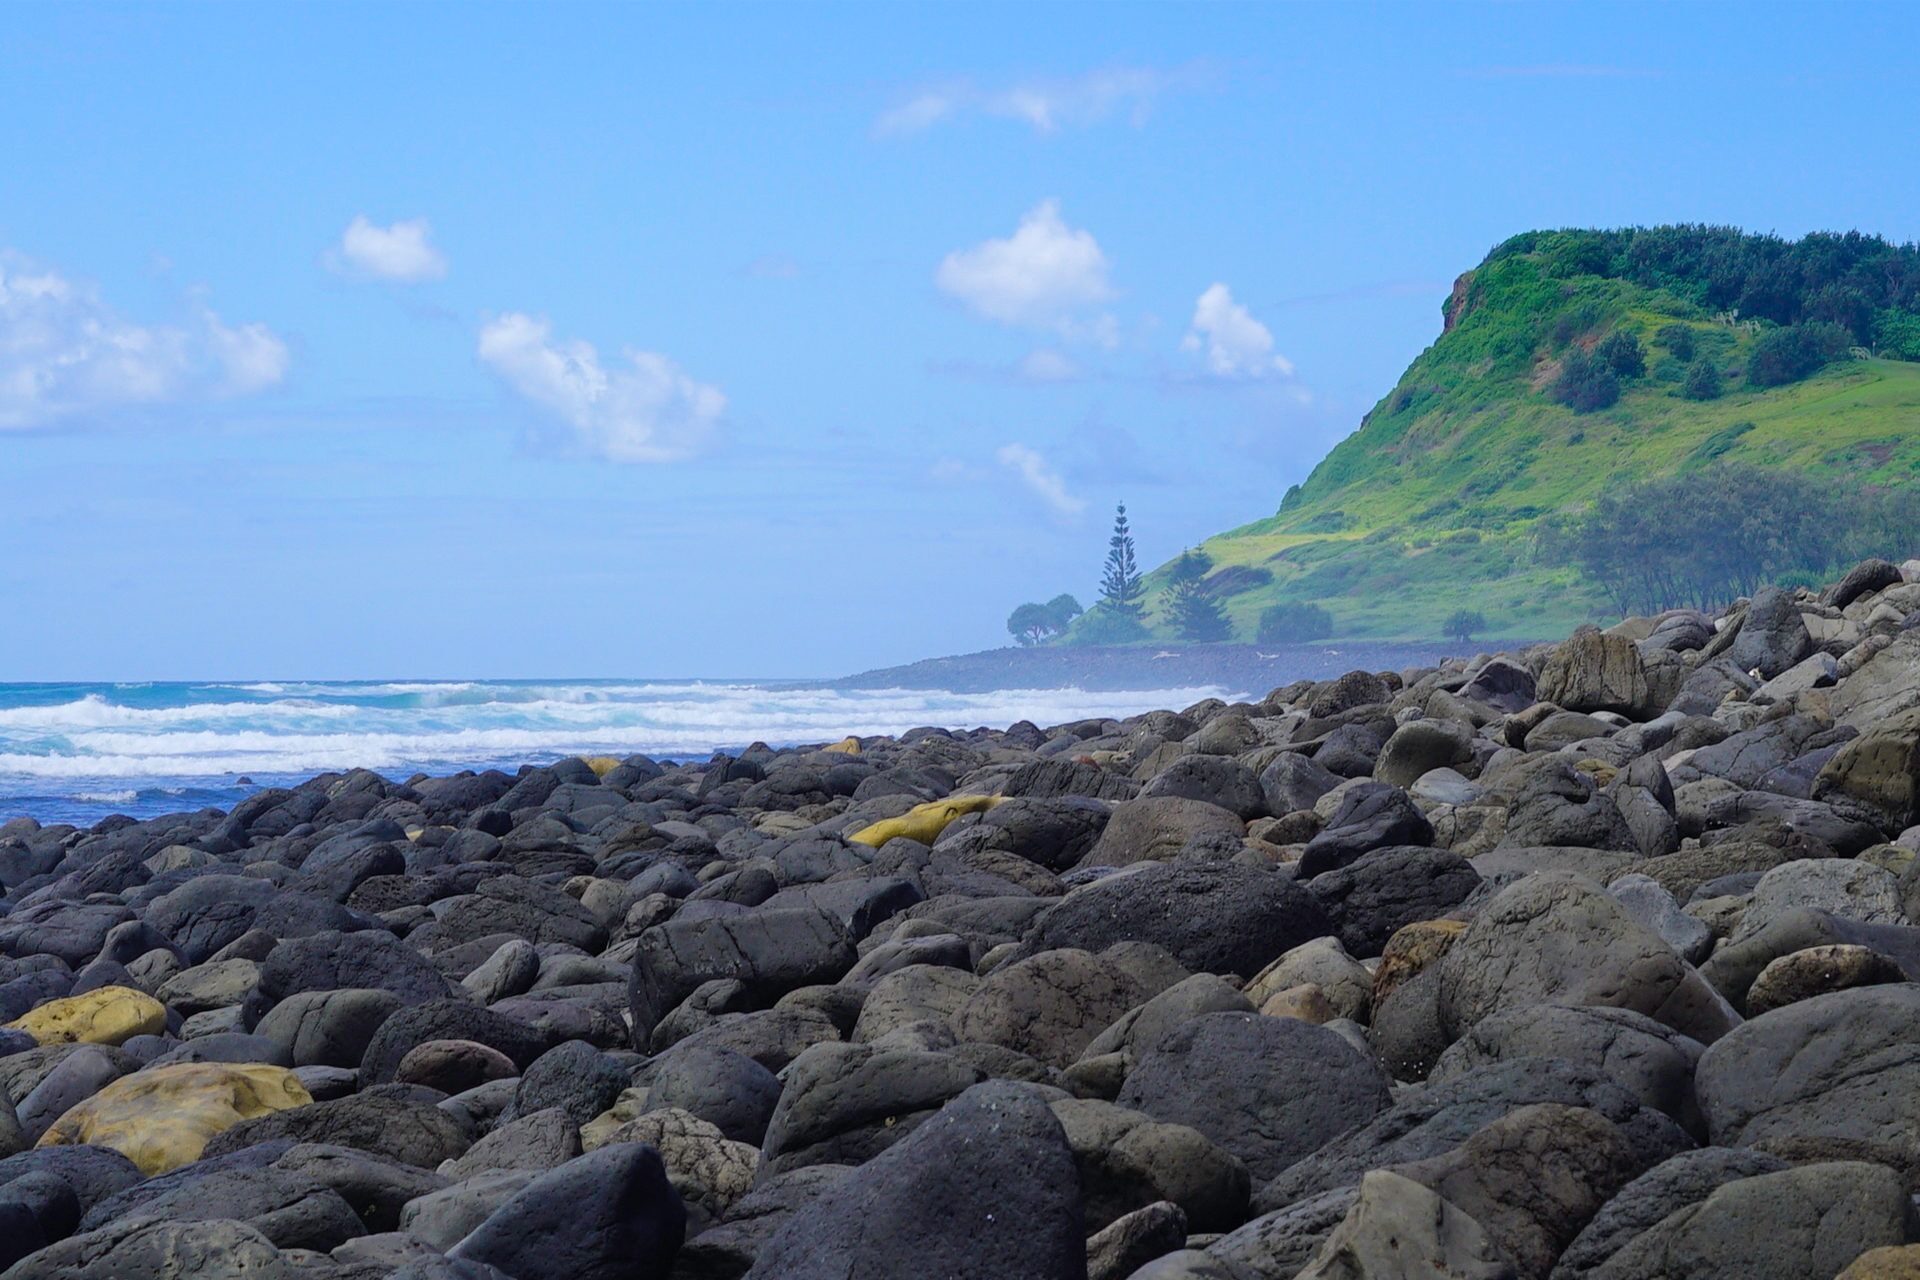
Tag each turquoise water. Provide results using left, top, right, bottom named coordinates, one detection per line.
left=0, top=680, right=1229, bottom=826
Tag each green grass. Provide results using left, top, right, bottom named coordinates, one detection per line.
left=1068, top=244, right=1920, bottom=646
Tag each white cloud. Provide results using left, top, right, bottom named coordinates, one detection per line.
left=877, top=64, right=1209, bottom=137
left=996, top=442, right=1085, bottom=517
left=202, top=310, right=291, bottom=394
left=1017, top=348, right=1082, bottom=383
left=0, top=252, right=288, bottom=430
left=477, top=312, right=725, bottom=463
left=876, top=93, right=957, bottom=136
left=1181, top=283, right=1295, bottom=378
left=327, top=216, right=447, bottom=283
left=937, top=201, right=1116, bottom=341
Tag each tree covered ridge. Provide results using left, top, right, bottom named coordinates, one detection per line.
left=1477, top=225, right=1920, bottom=354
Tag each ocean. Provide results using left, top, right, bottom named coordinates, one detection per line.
left=0, top=679, right=1237, bottom=827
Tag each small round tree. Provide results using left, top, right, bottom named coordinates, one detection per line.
left=1553, top=348, right=1621, bottom=413
left=1597, top=330, right=1646, bottom=380
left=1654, top=323, right=1697, bottom=362
left=1444, top=609, right=1488, bottom=645
left=1681, top=357, right=1723, bottom=401
left=1257, top=601, right=1334, bottom=644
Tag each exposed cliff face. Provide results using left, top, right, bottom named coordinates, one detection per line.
left=1442, top=271, right=1476, bottom=334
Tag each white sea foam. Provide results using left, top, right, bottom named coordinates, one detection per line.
left=0, top=682, right=1231, bottom=781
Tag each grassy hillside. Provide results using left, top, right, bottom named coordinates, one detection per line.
left=1078, top=227, right=1920, bottom=644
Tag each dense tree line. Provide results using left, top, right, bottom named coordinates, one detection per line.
left=1487, top=226, right=1920, bottom=348
left=1541, top=464, right=1920, bottom=615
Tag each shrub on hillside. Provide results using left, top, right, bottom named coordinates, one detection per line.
left=1681, top=358, right=1723, bottom=401
left=1552, top=347, right=1621, bottom=412
left=1072, top=605, right=1149, bottom=645
left=1256, top=601, right=1334, bottom=644
left=1654, top=323, right=1697, bottom=362
left=1746, top=321, right=1853, bottom=387
left=1444, top=609, right=1488, bottom=644
left=1597, top=331, right=1646, bottom=379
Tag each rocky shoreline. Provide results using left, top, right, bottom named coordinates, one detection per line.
left=829, top=640, right=1516, bottom=696
left=1, top=559, right=1919, bottom=1279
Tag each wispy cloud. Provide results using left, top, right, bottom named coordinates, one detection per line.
left=477, top=312, right=724, bottom=463
left=876, top=63, right=1214, bottom=137
left=0, top=250, right=288, bottom=431
left=937, top=200, right=1117, bottom=344
left=325, top=216, right=448, bottom=283
left=996, top=442, right=1085, bottom=517
left=1181, top=283, right=1294, bottom=379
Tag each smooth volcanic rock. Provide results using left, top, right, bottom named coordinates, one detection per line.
left=1554, top=1147, right=1790, bottom=1278
left=1085, top=796, right=1248, bottom=867
left=1583, top=1161, right=1906, bottom=1280
left=1254, top=1057, right=1693, bottom=1215
left=1387, top=1102, right=1646, bottom=1279
left=1293, top=1169, right=1513, bottom=1280
left=241, top=929, right=455, bottom=1028
left=1299, top=784, right=1434, bottom=877
left=1437, top=872, right=1737, bottom=1045
left=1049, top=1096, right=1251, bottom=1234
left=1138, top=755, right=1267, bottom=820
left=35, top=1062, right=312, bottom=1175
left=628, top=907, right=856, bottom=1047
left=1431, top=1004, right=1704, bottom=1132
left=1086, top=1200, right=1187, bottom=1280
left=448, top=1142, right=686, bottom=1280
left=1539, top=626, right=1654, bottom=717
left=758, top=1041, right=982, bottom=1175
left=253, top=987, right=404, bottom=1069
left=1117, top=1012, right=1390, bottom=1185
left=393, top=1038, right=518, bottom=1093
left=1695, top=983, right=1920, bottom=1149
left=1744, top=943, right=1910, bottom=1013
left=951, top=947, right=1145, bottom=1068
left=1308, top=845, right=1480, bottom=959
left=638, top=1043, right=781, bottom=1146
left=0, top=1217, right=298, bottom=1280
left=1019, top=862, right=1332, bottom=979
left=202, top=1091, right=473, bottom=1168
left=743, top=1081, right=1085, bottom=1280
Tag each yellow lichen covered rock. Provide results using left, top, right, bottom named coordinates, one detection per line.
left=583, top=755, right=623, bottom=777
left=821, top=736, right=864, bottom=755
left=847, top=794, right=1004, bottom=848
left=5, top=985, right=166, bottom=1047
left=37, top=1061, right=313, bottom=1174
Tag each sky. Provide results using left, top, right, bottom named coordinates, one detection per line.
left=3, top=2, right=1918, bottom=680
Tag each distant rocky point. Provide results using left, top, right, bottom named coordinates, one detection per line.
left=833, top=640, right=1500, bottom=695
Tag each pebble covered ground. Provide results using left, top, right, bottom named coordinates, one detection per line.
left=2, top=557, right=1920, bottom=1279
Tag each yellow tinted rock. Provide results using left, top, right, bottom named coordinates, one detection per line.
left=847, top=794, right=1004, bottom=848
left=37, top=1061, right=312, bottom=1174
left=5, top=986, right=165, bottom=1047
left=1840, top=1246, right=1920, bottom=1279
left=1372, top=919, right=1469, bottom=1007
left=583, top=756, right=622, bottom=777
left=1259, top=983, right=1339, bottom=1024
left=821, top=736, right=863, bottom=755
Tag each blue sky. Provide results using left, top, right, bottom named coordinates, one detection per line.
left=3, top=2, right=1918, bottom=679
